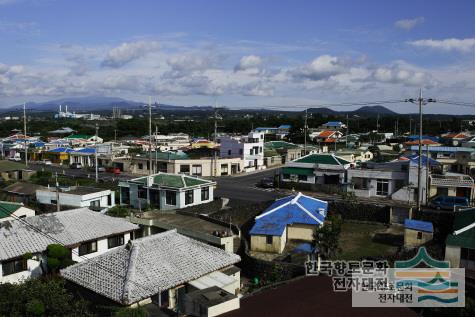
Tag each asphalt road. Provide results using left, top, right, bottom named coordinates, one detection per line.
left=213, top=168, right=283, bottom=202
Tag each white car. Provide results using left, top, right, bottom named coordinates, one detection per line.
left=42, top=160, right=52, bottom=165
left=8, top=156, right=21, bottom=162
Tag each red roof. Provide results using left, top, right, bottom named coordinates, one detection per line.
left=444, top=133, right=467, bottom=139
left=404, top=139, right=439, bottom=146
left=318, top=130, right=335, bottom=138
left=323, top=138, right=336, bottom=143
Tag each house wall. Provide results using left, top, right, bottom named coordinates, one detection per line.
left=71, top=232, right=132, bottom=262
left=287, top=224, right=316, bottom=241
left=207, top=297, right=240, bottom=317
left=0, top=255, right=45, bottom=284
left=347, top=169, right=407, bottom=198
left=281, top=173, right=316, bottom=184
left=250, top=231, right=286, bottom=254
left=36, top=190, right=115, bottom=208
left=404, top=229, right=433, bottom=248
left=445, top=245, right=461, bottom=268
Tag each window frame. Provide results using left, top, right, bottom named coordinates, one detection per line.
left=1, top=258, right=27, bottom=276
left=266, top=235, right=273, bottom=245
left=165, top=190, right=176, bottom=205
left=201, top=187, right=210, bottom=201
left=185, top=190, right=194, bottom=205
left=78, top=240, right=98, bottom=256
left=108, top=234, right=125, bottom=249
left=376, top=179, right=389, bottom=196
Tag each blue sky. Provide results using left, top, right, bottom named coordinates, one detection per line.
left=1, top=0, right=475, bottom=113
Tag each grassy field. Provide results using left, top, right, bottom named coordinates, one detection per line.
left=338, top=222, right=401, bottom=260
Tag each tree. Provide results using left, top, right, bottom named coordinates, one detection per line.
left=313, top=214, right=343, bottom=259
left=0, top=278, right=93, bottom=317
left=46, top=244, right=74, bottom=273
left=106, top=205, right=130, bottom=218
left=115, top=306, right=149, bottom=317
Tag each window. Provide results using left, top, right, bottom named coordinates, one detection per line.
left=298, top=174, right=307, bottom=181
left=138, top=186, right=147, bottom=199
left=191, top=165, right=202, bottom=176
left=249, top=149, right=253, bottom=155
left=180, top=165, right=190, bottom=174
left=266, top=236, right=273, bottom=245
left=201, top=187, right=209, bottom=201
left=228, top=150, right=231, bottom=155
left=221, top=164, right=229, bottom=175
left=283, top=174, right=290, bottom=179
left=376, top=179, right=389, bottom=196
left=78, top=240, right=97, bottom=256
left=185, top=190, right=194, bottom=205
left=51, top=199, right=57, bottom=204
left=165, top=190, right=176, bottom=205
left=108, top=235, right=125, bottom=249
left=417, top=232, right=422, bottom=240
left=138, top=163, right=143, bottom=170
left=461, top=248, right=475, bottom=261
left=90, top=199, right=100, bottom=207
left=1, top=258, right=27, bottom=276
left=239, top=149, right=243, bottom=155
left=353, top=177, right=368, bottom=190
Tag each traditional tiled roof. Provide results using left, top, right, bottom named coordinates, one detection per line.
left=130, top=173, right=213, bottom=189
left=294, top=153, right=351, bottom=165
left=0, top=208, right=139, bottom=261
left=250, top=193, right=327, bottom=236
left=2, top=182, right=46, bottom=196
left=0, top=201, right=23, bottom=219
left=61, top=230, right=240, bottom=305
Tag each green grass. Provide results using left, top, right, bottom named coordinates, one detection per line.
left=338, top=222, right=399, bottom=260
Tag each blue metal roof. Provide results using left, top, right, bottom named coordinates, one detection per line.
left=409, top=146, right=475, bottom=153
left=47, top=147, right=74, bottom=153
left=249, top=193, right=328, bottom=236
left=74, top=148, right=96, bottom=154
left=405, top=154, right=440, bottom=167
left=325, top=121, right=344, bottom=126
left=33, top=142, right=45, bottom=148
left=278, top=125, right=291, bottom=129
left=404, top=219, right=433, bottom=232
left=407, top=135, right=440, bottom=142
left=255, top=127, right=278, bottom=131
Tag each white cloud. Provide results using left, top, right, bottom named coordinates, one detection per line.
left=101, top=40, right=160, bottom=68
left=408, top=38, right=475, bottom=53
left=290, top=55, right=348, bottom=81
left=394, top=17, right=424, bottom=30
left=234, top=55, right=263, bottom=72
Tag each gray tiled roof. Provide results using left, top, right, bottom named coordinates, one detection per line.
left=61, top=230, right=240, bottom=305
left=0, top=208, right=138, bottom=261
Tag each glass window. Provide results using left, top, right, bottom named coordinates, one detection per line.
left=266, top=236, right=273, bottom=245
left=1, top=258, right=27, bottom=276
left=78, top=240, right=97, bottom=256
left=138, top=163, right=143, bottom=170
left=417, top=232, right=422, bottom=240
left=138, top=186, right=147, bottom=199
left=179, top=165, right=190, bottom=174
left=298, top=174, right=307, bottom=181
left=221, top=164, right=228, bottom=175
left=227, top=150, right=231, bottom=155
left=376, top=179, right=389, bottom=196
left=201, top=187, right=209, bottom=201
left=165, top=190, right=176, bottom=205
left=185, top=190, right=194, bottom=205
left=108, top=234, right=125, bottom=249
left=191, top=165, right=202, bottom=176
left=353, top=177, right=368, bottom=190
left=239, top=149, right=243, bottom=155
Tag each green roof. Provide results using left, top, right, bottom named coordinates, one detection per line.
left=265, top=141, right=299, bottom=150
left=65, top=134, right=92, bottom=139
left=264, top=149, right=279, bottom=157
left=281, top=167, right=314, bottom=176
left=0, top=201, right=22, bottom=219
left=294, top=154, right=351, bottom=165
left=132, top=173, right=212, bottom=189
left=446, top=208, right=475, bottom=249
left=0, top=160, right=26, bottom=172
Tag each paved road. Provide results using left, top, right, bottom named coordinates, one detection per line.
left=213, top=168, right=283, bottom=202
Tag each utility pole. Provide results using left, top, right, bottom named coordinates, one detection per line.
left=114, top=129, right=117, bottom=143
left=213, top=100, right=218, bottom=177
left=426, top=144, right=430, bottom=207
left=304, top=109, right=308, bottom=155
left=148, top=96, right=153, bottom=176
left=23, top=103, right=28, bottom=167
left=95, top=123, right=99, bottom=183
left=406, top=89, right=436, bottom=213
left=55, top=172, right=60, bottom=212
left=155, top=124, right=158, bottom=173
left=345, top=113, right=349, bottom=149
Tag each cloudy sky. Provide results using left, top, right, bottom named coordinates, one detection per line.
left=1, top=0, right=475, bottom=113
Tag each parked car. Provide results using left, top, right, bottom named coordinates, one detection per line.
left=258, top=177, right=275, bottom=188
left=428, top=195, right=469, bottom=210
left=42, top=159, right=52, bottom=165
left=70, top=162, right=83, bottom=169
left=107, top=167, right=121, bottom=175
left=8, top=156, right=21, bottom=162
left=97, top=166, right=106, bottom=172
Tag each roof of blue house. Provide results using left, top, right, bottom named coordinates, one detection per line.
left=409, top=146, right=475, bottom=153
left=404, top=154, right=440, bottom=167
left=249, top=193, right=328, bottom=236
left=254, top=127, right=278, bottom=132
left=404, top=219, right=433, bottom=233
left=74, top=148, right=96, bottom=154
left=47, top=147, right=74, bottom=153
left=324, top=121, right=344, bottom=127
left=278, top=125, right=291, bottom=129
left=407, top=135, right=440, bottom=142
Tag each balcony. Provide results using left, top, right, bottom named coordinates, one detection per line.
left=430, top=173, right=474, bottom=188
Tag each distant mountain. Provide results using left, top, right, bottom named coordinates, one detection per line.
left=306, top=107, right=339, bottom=115
left=305, top=105, right=396, bottom=117
left=1, top=96, right=214, bottom=113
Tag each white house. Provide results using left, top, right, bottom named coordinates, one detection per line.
left=36, top=186, right=115, bottom=209
left=61, top=230, right=241, bottom=316
left=119, top=172, right=216, bottom=210
left=219, top=131, right=265, bottom=172
left=0, top=201, right=35, bottom=222
left=0, top=208, right=138, bottom=284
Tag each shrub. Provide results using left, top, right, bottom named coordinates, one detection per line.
left=106, top=205, right=130, bottom=218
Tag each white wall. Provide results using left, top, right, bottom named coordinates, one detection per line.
left=0, top=255, right=45, bottom=284
left=36, top=189, right=114, bottom=208
left=71, top=232, right=131, bottom=262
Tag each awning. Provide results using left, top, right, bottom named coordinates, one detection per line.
left=281, top=167, right=314, bottom=176
left=189, top=271, right=235, bottom=290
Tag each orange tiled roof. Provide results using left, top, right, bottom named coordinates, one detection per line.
left=318, top=130, right=335, bottom=138
left=404, top=139, right=440, bottom=146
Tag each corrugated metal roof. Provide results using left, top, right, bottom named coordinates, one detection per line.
left=409, top=146, right=475, bottom=153
left=249, top=193, right=327, bottom=236
left=446, top=208, right=475, bottom=249
left=404, top=219, right=433, bottom=232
